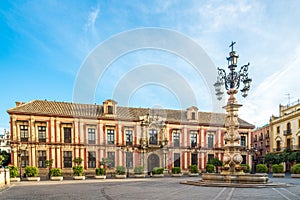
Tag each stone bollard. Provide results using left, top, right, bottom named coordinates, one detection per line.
left=5, top=168, right=10, bottom=185
left=0, top=168, right=4, bottom=188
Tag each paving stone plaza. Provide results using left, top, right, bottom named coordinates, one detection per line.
left=1, top=176, right=300, bottom=200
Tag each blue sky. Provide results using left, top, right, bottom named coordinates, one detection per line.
left=1, top=0, right=300, bottom=132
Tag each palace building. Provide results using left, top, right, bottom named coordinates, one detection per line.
left=7, top=99, right=254, bottom=177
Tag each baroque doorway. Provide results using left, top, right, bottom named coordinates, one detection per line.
left=147, top=154, right=160, bottom=172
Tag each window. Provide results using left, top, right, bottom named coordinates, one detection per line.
left=276, top=141, right=281, bottom=151
left=88, top=151, right=96, bottom=168
left=173, top=130, right=180, bottom=147
left=38, top=150, right=46, bottom=168
left=241, top=136, right=246, bottom=146
left=149, top=129, right=158, bottom=145
left=277, top=126, right=280, bottom=134
left=191, top=153, right=198, bottom=165
left=287, top=122, right=291, bottom=134
left=208, top=133, right=214, bottom=148
left=191, top=112, right=196, bottom=120
left=20, top=125, right=28, bottom=142
left=260, top=133, right=263, bottom=140
left=242, top=155, right=246, bottom=164
left=126, top=129, right=133, bottom=146
left=38, top=126, right=46, bottom=142
left=107, top=152, right=115, bottom=168
left=190, top=131, right=197, bottom=147
left=64, top=127, right=71, bottom=143
left=88, top=128, right=96, bottom=144
left=63, top=151, right=72, bottom=168
left=107, top=129, right=115, bottom=144
left=287, top=138, right=291, bottom=149
left=21, top=150, right=29, bottom=167
left=208, top=154, right=214, bottom=162
left=108, top=105, right=113, bottom=114
left=174, top=153, right=180, bottom=167
left=126, top=152, right=133, bottom=168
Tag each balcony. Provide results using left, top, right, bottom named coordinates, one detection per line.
left=259, top=136, right=263, bottom=141
left=265, top=134, right=269, bottom=139
left=253, top=138, right=257, bottom=142
left=283, top=129, right=292, bottom=136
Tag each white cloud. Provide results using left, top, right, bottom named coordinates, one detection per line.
left=240, top=44, right=300, bottom=127
left=84, top=7, right=100, bottom=32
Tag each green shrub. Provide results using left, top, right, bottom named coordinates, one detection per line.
left=25, top=166, right=39, bottom=177
left=272, top=164, right=284, bottom=173
left=72, top=166, right=84, bottom=176
left=134, top=166, right=144, bottom=174
left=8, top=165, right=19, bottom=178
left=207, top=157, right=223, bottom=167
left=96, top=168, right=106, bottom=176
left=256, top=164, right=268, bottom=173
left=73, top=157, right=83, bottom=166
left=116, top=166, right=126, bottom=175
left=240, top=164, right=251, bottom=173
left=291, top=163, right=300, bottom=174
left=171, top=167, right=182, bottom=174
left=153, top=167, right=164, bottom=174
left=188, top=165, right=199, bottom=174
left=206, top=164, right=214, bottom=173
left=50, top=168, right=62, bottom=177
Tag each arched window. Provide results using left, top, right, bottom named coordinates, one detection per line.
left=287, top=122, right=291, bottom=133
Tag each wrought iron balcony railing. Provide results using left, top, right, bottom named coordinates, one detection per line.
left=283, top=129, right=292, bottom=136
left=265, top=134, right=269, bottom=139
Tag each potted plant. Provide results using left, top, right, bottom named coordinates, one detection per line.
left=95, top=168, right=106, bottom=179
left=206, top=164, right=214, bottom=173
left=24, top=166, right=40, bottom=181
left=73, top=157, right=85, bottom=180
left=8, top=165, right=20, bottom=182
left=152, top=167, right=164, bottom=177
left=45, top=159, right=54, bottom=179
left=171, top=167, right=182, bottom=177
left=134, top=166, right=145, bottom=178
left=240, top=164, right=251, bottom=173
left=188, top=165, right=199, bottom=177
left=115, top=166, right=126, bottom=179
left=272, top=164, right=285, bottom=177
left=256, top=164, right=268, bottom=174
left=291, top=163, right=300, bottom=178
left=50, top=168, right=63, bottom=181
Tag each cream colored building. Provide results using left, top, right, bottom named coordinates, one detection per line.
left=270, top=100, right=300, bottom=154
left=7, top=99, right=254, bottom=177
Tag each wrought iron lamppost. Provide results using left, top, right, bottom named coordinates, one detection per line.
left=214, top=41, right=252, bottom=175
left=247, top=145, right=258, bottom=174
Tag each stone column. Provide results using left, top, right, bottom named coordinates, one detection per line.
left=221, top=89, right=244, bottom=175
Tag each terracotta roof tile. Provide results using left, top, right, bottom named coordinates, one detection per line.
left=7, top=100, right=254, bottom=128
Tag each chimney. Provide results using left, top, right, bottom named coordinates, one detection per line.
left=15, top=101, right=25, bottom=107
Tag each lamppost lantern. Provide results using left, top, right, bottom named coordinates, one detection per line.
left=214, top=78, right=224, bottom=100
left=214, top=42, right=252, bottom=100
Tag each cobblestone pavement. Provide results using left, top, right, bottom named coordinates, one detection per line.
left=0, top=177, right=300, bottom=200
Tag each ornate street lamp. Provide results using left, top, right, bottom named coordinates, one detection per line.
left=214, top=42, right=252, bottom=175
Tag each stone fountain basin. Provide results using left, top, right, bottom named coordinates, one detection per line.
left=202, top=173, right=268, bottom=184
